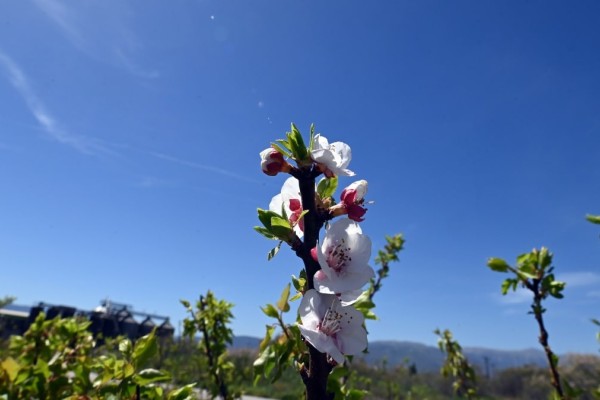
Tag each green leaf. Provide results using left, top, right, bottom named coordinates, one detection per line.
left=167, top=383, right=197, bottom=400
left=254, top=226, right=277, bottom=240
left=1, top=357, right=19, bottom=382
left=487, top=257, right=510, bottom=273
left=121, top=361, right=135, bottom=379
left=132, top=329, right=158, bottom=368
left=291, top=274, right=304, bottom=291
left=257, top=208, right=293, bottom=241
left=309, top=123, right=316, bottom=152
left=586, top=214, right=600, bottom=224
left=329, top=364, right=349, bottom=381
left=34, top=358, right=50, bottom=379
left=294, top=209, right=309, bottom=226
left=134, top=368, right=171, bottom=386
left=517, top=262, right=537, bottom=279
left=275, top=138, right=291, bottom=153
left=289, top=292, right=302, bottom=301
left=317, top=176, right=339, bottom=199
left=346, top=389, right=368, bottom=400
left=259, top=325, right=275, bottom=351
left=257, top=209, right=281, bottom=229
left=270, top=142, right=292, bottom=158
left=538, top=247, right=552, bottom=268
left=267, top=241, right=283, bottom=260
left=260, top=304, right=279, bottom=319
left=516, top=252, right=531, bottom=266
left=270, top=215, right=293, bottom=238
left=179, top=299, right=191, bottom=309
left=353, top=290, right=377, bottom=319
left=548, top=280, right=566, bottom=299
left=501, top=278, right=519, bottom=295
left=276, top=283, right=291, bottom=312
left=289, top=123, right=308, bottom=161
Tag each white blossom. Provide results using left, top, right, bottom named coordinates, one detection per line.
left=310, top=134, right=354, bottom=177
left=314, top=218, right=374, bottom=295
left=297, top=289, right=367, bottom=364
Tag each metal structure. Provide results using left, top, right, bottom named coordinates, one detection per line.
left=0, top=299, right=175, bottom=341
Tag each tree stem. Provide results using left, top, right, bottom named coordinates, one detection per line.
left=199, top=296, right=228, bottom=400
left=295, top=167, right=333, bottom=400
left=530, top=280, right=565, bottom=399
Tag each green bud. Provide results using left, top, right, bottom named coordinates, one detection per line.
left=487, top=257, right=510, bottom=273
left=586, top=214, right=600, bottom=224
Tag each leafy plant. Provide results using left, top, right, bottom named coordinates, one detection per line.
left=487, top=247, right=578, bottom=400
left=181, top=291, right=238, bottom=400
left=0, top=313, right=195, bottom=400
left=434, top=328, right=478, bottom=399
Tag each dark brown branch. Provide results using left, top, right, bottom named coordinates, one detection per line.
left=294, top=166, right=333, bottom=400
left=530, top=279, right=565, bottom=399
left=296, top=168, right=324, bottom=290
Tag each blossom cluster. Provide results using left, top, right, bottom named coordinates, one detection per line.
left=259, top=127, right=374, bottom=364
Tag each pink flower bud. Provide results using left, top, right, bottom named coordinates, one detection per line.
left=340, top=180, right=368, bottom=204
left=340, top=180, right=368, bottom=222
left=288, top=198, right=305, bottom=232
left=310, top=247, right=318, bottom=262
left=260, top=148, right=285, bottom=176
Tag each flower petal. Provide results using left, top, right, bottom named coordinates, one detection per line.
left=268, top=193, right=284, bottom=214
left=337, top=289, right=363, bottom=306
left=299, top=289, right=330, bottom=326
left=310, top=135, right=355, bottom=177
left=269, top=177, right=303, bottom=237
left=336, top=320, right=367, bottom=356
left=314, top=265, right=374, bottom=294
left=316, top=219, right=372, bottom=288
left=330, top=141, right=352, bottom=170
left=298, top=325, right=338, bottom=358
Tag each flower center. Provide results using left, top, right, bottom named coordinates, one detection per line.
left=318, top=305, right=342, bottom=337
left=326, top=239, right=351, bottom=273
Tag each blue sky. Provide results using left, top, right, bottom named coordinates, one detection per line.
left=1, top=1, right=600, bottom=354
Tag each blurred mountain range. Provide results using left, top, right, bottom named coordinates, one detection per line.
left=231, top=336, right=557, bottom=373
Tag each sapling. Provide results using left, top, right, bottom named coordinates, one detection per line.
left=487, top=247, right=576, bottom=400
left=181, top=291, right=238, bottom=400
left=434, top=328, right=478, bottom=399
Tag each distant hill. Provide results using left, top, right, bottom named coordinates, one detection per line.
left=230, top=336, right=548, bottom=373
left=362, top=340, right=547, bottom=373
left=231, top=335, right=262, bottom=350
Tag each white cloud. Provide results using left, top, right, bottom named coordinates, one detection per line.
left=557, top=272, right=600, bottom=288
left=33, top=0, right=158, bottom=79
left=494, top=287, right=531, bottom=305
left=492, top=271, right=600, bottom=306
left=114, top=48, right=159, bottom=79
left=33, top=0, right=85, bottom=48
left=145, top=151, right=261, bottom=184
left=587, top=291, right=600, bottom=298
left=0, top=50, right=112, bottom=155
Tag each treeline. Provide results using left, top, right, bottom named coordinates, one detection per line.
left=158, top=337, right=600, bottom=399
